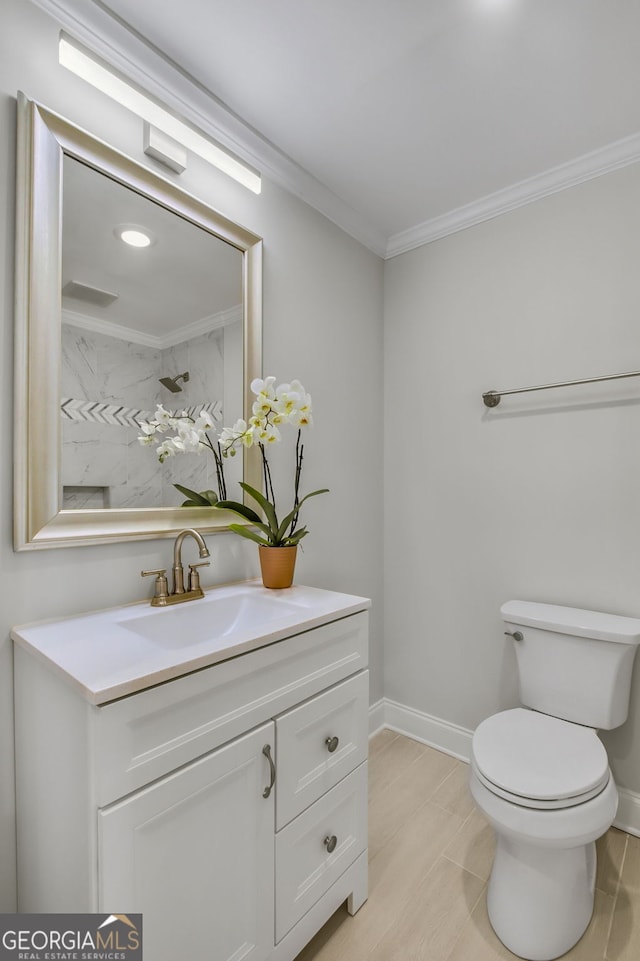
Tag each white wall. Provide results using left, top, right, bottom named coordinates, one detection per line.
left=384, top=162, right=640, bottom=794
left=0, top=0, right=384, bottom=909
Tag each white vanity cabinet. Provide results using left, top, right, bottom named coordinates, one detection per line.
left=13, top=585, right=370, bottom=961
left=99, top=723, right=276, bottom=961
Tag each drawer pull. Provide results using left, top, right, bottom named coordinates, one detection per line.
left=325, top=735, right=339, bottom=753
left=262, top=744, right=276, bottom=799
left=324, top=834, right=338, bottom=853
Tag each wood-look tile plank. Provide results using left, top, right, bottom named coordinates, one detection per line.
left=445, top=891, right=520, bottom=961
left=369, top=798, right=467, bottom=899
left=430, top=761, right=475, bottom=820
left=368, top=745, right=458, bottom=859
left=367, top=856, right=485, bottom=961
left=297, top=801, right=467, bottom=961
left=443, top=807, right=495, bottom=881
left=367, top=732, right=427, bottom=796
left=606, top=833, right=640, bottom=961
left=368, top=728, right=399, bottom=759
left=294, top=905, right=349, bottom=961
left=562, top=889, right=616, bottom=960
left=596, top=827, right=628, bottom=897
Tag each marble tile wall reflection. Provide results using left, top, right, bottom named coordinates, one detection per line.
left=61, top=322, right=230, bottom=509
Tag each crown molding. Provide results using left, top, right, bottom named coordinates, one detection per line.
left=62, top=304, right=240, bottom=348
left=29, top=0, right=388, bottom=258
left=160, top=304, right=242, bottom=348
left=386, top=131, right=640, bottom=258
left=62, top=308, right=159, bottom=347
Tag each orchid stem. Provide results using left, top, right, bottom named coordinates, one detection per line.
left=289, top=430, right=303, bottom=536
left=260, top=444, right=276, bottom=507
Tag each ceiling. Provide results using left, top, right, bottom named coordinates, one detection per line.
left=62, top=155, right=242, bottom=338
left=86, top=1, right=640, bottom=252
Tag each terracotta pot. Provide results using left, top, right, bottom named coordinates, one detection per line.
left=258, top=545, right=298, bottom=589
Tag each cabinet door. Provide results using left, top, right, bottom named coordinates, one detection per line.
left=98, top=722, right=275, bottom=961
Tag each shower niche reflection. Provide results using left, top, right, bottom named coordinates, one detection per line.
left=60, top=155, right=244, bottom=511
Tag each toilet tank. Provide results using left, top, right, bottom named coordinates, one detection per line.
left=501, top=600, right=640, bottom=730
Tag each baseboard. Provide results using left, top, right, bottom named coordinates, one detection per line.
left=370, top=697, right=472, bottom=762
left=369, top=697, right=640, bottom=837
left=368, top=698, right=386, bottom=738
left=614, top=787, right=640, bottom=838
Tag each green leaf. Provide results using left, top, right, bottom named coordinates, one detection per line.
left=173, top=484, right=212, bottom=507
left=238, top=482, right=279, bottom=534
left=275, top=512, right=295, bottom=544
left=228, top=523, right=272, bottom=546
left=214, top=499, right=263, bottom=525
left=215, top=500, right=273, bottom=540
left=285, top=527, right=309, bottom=546
left=202, top=489, right=219, bottom=505
left=275, top=489, right=330, bottom=541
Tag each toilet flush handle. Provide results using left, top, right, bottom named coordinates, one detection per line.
left=504, top=630, right=524, bottom=642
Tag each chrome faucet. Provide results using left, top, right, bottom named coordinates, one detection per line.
left=141, top=528, right=210, bottom=606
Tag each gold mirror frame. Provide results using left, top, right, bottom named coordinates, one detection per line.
left=14, top=93, right=262, bottom=550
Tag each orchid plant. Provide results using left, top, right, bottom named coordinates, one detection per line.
left=137, top=377, right=328, bottom=548
left=214, top=376, right=328, bottom=547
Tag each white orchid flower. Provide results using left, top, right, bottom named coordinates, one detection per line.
left=289, top=384, right=313, bottom=427
left=138, top=434, right=155, bottom=446
left=176, top=423, right=203, bottom=453
left=220, top=418, right=256, bottom=452
left=249, top=413, right=266, bottom=430
left=257, top=422, right=281, bottom=445
left=251, top=376, right=276, bottom=399
left=252, top=396, right=273, bottom=416
left=194, top=410, right=214, bottom=432
left=273, top=388, right=302, bottom=420
left=219, top=426, right=237, bottom=450
left=153, top=404, right=175, bottom=426
left=290, top=408, right=313, bottom=428
left=156, top=439, right=179, bottom=462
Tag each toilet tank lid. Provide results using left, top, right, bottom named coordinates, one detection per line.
left=501, top=600, right=640, bottom=645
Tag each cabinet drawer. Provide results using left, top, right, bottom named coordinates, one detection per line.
left=276, top=671, right=368, bottom=829
left=93, top=612, right=368, bottom=805
left=275, top=761, right=367, bottom=942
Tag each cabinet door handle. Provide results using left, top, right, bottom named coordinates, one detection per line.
left=262, top=744, right=276, bottom=799
left=325, top=735, right=339, bottom=753
left=324, top=834, right=338, bottom=853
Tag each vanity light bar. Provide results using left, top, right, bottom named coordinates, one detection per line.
left=58, top=34, right=262, bottom=194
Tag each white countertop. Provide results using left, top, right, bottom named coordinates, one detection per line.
left=11, top=579, right=371, bottom=705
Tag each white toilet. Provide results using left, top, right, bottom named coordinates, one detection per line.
left=470, top=600, right=640, bottom=961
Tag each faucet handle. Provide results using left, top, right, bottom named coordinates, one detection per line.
left=188, top=561, right=210, bottom=592
left=141, top=568, right=169, bottom=604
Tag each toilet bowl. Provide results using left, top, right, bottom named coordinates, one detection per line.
left=470, top=709, right=618, bottom=960
left=470, top=601, right=640, bottom=961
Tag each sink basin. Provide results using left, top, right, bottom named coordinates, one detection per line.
left=11, top=580, right=370, bottom=704
left=116, top=587, right=315, bottom=649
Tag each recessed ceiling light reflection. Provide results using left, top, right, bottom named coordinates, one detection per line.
left=114, top=225, right=155, bottom=248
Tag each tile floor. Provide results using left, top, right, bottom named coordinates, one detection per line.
left=295, top=729, right=640, bottom=961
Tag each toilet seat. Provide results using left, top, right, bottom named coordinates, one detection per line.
left=472, top=708, right=610, bottom=810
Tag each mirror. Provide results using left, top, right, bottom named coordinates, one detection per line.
left=14, top=94, right=262, bottom=549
